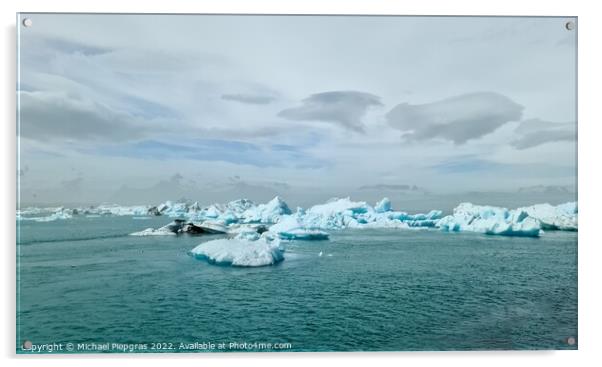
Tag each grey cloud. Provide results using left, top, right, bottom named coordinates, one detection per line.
left=359, top=184, right=421, bottom=191
left=278, top=91, right=382, bottom=132
left=511, top=119, right=576, bottom=149
left=386, top=92, right=524, bottom=144
left=512, top=129, right=575, bottom=149
left=44, top=37, right=113, bottom=56
left=20, top=35, right=113, bottom=65
left=221, top=93, right=275, bottom=104
left=19, top=90, right=295, bottom=146
left=19, top=91, right=148, bottom=142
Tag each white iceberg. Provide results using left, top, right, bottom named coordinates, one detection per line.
left=91, top=204, right=151, bottom=216
left=374, top=197, right=392, bottom=213
left=130, top=219, right=187, bottom=236
left=17, top=207, right=54, bottom=216
left=153, top=201, right=195, bottom=218
left=227, top=223, right=269, bottom=235
left=518, top=202, right=577, bottom=231
left=129, top=227, right=176, bottom=236
left=190, top=235, right=284, bottom=267
left=436, top=203, right=542, bottom=237
left=300, top=197, right=442, bottom=230
left=233, top=230, right=262, bottom=241
left=241, top=196, right=292, bottom=223
left=130, top=219, right=230, bottom=236
left=302, top=197, right=370, bottom=229
left=194, top=221, right=229, bottom=234
left=17, top=208, right=73, bottom=222
left=278, top=230, right=330, bottom=240
left=224, top=199, right=257, bottom=215
left=269, top=216, right=330, bottom=240
left=197, top=199, right=256, bottom=220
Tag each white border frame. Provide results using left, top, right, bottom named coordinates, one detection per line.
left=2, top=1, right=600, bottom=366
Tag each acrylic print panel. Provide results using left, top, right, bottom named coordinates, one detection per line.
left=16, top=13, right=577, bottom=353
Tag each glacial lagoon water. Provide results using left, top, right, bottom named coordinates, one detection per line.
left=17, top=216, right=577, bottom=352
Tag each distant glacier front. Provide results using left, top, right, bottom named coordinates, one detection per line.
left=17, top=196, right=578, bottom=267
left=17, top=196, right=578, bottom=234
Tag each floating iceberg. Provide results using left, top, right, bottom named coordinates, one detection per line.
left=232, top=230, right=262, bottom=241
left=129, top=219, right=230, bottom=236
left=92, top=204, right=151, bottom=216
left=302, top=197, right=374, bottom=229
left=227, top=223, right=269, bottom=235
left=17, top=208, right=73, bottom=222
left=278, top=230, right=330, bottom=241
left=374, top=197, right=392, bottom=213
left=17, top=207, right=49, bottom=216
left=518, top=202, right=577, bottom=231
left=155, top=201, right=206, bottom=218
left=129, top=227, right=176, bottom=236
left=17, top=204, right=154, bottom=218
left=301, top=197, right=442, bottom=230
left=436, top=203, right=542, bottom=237
left=241, top=196, right=292, bottom=223
left=192, top=221, right=229, bottom=234
left=190, top=235, right=284, bottom=267
left=129, top=219, right=188, bottom=236
left=269, top=216, right=330, bottom=240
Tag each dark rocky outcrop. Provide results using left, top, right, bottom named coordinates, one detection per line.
left=182, top=223, right=208, bottom=234
left=162, top=219, right=187, bottom=233
left=147, top=206, right=161, bottom=216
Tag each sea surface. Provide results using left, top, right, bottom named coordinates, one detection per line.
left=17, top=216, right=578, bottom=352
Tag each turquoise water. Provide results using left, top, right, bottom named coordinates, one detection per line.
left=17, top=216, right=577, bottom=352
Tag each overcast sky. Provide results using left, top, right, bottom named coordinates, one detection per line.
left=17, top=14, right=577, bottom=207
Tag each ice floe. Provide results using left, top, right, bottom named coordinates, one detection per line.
left=92, top=204, right=151, bottom=216
left=17, top=208, right=73, bottom=222
left=436, top=203, right=543, bottom=237
left=190, top=235, right=284, bottom=267
left=278, top=230, right=330, bottom=241
left=129, top=227, right=177, bottom=236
